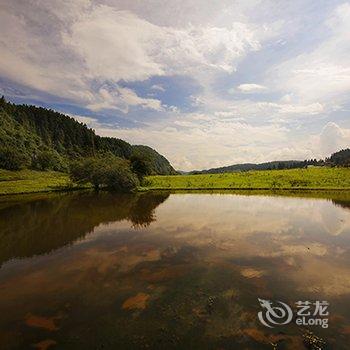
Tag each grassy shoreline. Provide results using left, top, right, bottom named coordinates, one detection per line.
left=0, top=169, right=88, bottom=196
left=1, top=167, right=350, bottom=196
left=141, top=167, right=350, bottom=191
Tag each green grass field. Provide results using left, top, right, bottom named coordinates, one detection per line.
left=0, top=169, right=74, bottom=195
left=142, top=167, right=350, bottom=191
left=1, top=167, right=350, bottom=196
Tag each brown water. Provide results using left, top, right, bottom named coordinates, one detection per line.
left=0, top=191, right=350, bottom=349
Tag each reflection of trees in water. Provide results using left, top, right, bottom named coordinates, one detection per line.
left=0, top=191, right=170, bottom=265
left=332, top=200, right=350, bottom=210
left=129, top=192, right=169, bottom=228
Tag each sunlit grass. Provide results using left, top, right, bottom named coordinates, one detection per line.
left=142, top=167, right=350, bottom=191
left=2, top=167, right=350, bottom=196
left=0, top=169, right=74, bottom=195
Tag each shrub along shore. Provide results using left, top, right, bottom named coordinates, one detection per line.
left=1, top=167, right=350, bottom=196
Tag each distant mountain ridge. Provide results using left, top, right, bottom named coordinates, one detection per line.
left=189, top=149, right=350, bottom=174
left=0, top=97, right=176, bottom=175
left=189, top=160, right=321, bottom=174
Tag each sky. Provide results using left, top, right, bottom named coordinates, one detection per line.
left=1, top=0, right=350, bottom=171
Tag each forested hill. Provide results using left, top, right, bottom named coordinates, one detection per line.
left=327, top=149, right=350, bottom=167
left=0, top=97, right=176, bottom=174
left=189, top=160, right=320, bottom=174
left=190, top=149, right=350, bottom=174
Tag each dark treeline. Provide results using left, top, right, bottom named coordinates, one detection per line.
left=190, top=150, right=350, bottom=175
left=0, top=97, right=176, bottom=178
left=326, top=149, right=350, bottom=167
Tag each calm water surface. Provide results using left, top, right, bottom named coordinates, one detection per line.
left=0, top=191, right=350, bottom=349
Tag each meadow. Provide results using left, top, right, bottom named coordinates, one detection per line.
left=0, top=169, right=73, bottom=195
left=142, top=167, right=350, bottom=191
left=1, top=167, right=350, bottom=196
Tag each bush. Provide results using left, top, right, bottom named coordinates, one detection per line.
left=32, top=150, right=67, bottom=171
left=70, top=156, right=139, bottom=192
left=0, top=146, right=30, bottom=170
left=130, top=153, right=152, bottom=180
left=70, top=158, right=97, bottom=186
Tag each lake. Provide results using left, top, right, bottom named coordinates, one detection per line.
left=0, top=191, right=350, bottom=349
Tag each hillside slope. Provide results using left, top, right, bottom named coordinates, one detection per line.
left=0, top=98, right=176, bottom=175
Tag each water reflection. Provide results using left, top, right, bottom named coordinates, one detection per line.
left=333, top=199, right=350, bottom=210
left=0, top=192, right=169, bottom=265
left=0, top=192, right=350, bottom=349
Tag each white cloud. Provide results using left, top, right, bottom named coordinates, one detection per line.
left=62, top=5, right=270, bottom=86
left=0, top=1, right=269, bottom=111
left=151, top=84, right=165, bottom=92
left=236, top=83, right=267, bottom=93
left=209, top=100, right=324, bottom=120
left=318, top=122, right=350, bottom=156
left=269, top=3, right=350, bottom=105
left=62, top=6, right=165, bottom=83
left=117, top=87, right=163, bottom=112
left=276, top=102, right=324, bottom=115
left=87, top=86, right=163, bottom=113
left=158, top=24, right=262, bottom=76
